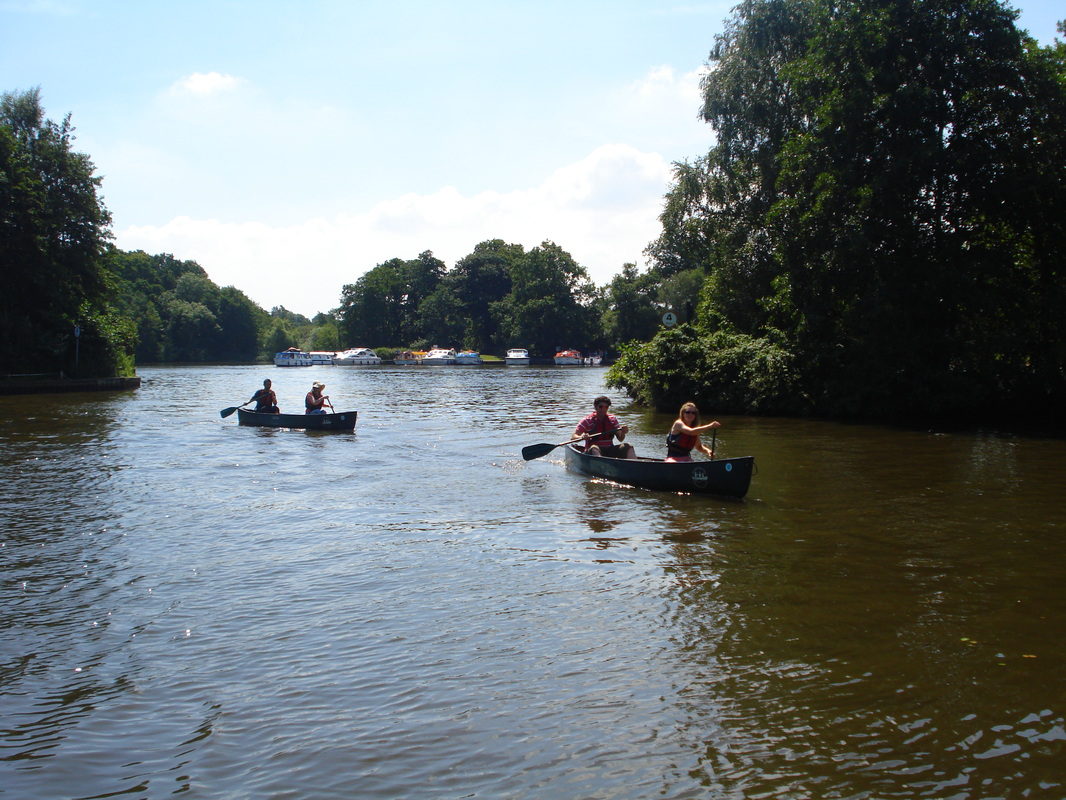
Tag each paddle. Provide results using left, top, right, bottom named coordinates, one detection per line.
left=709, top=428, right=717, bottom=460
left=220, top=404, right=246, bottom=418
left=522, top=428, right=618, bottom=461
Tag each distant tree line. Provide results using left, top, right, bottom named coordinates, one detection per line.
left=3, top=88, right=690, bottom=374
left=609, top=0, right=1066, bottom=425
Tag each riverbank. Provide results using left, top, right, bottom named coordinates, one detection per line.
left=0, top=374, right=141, bottom=395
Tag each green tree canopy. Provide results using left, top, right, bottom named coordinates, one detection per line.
left=1, top=88, right=133, bottom=376
left=618, top=0, right=1066, bottom=421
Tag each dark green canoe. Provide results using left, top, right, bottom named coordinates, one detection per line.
left=564, top=444, right=753, bottom=498
left=236, top=408, right=357, bottom=431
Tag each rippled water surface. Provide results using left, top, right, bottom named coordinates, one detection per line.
left=2, top=364, right=1065, bottom=799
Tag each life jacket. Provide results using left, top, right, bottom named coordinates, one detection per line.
left=254, top=389, right=276, bottom=411
left=666, top=430, right=697, bottom=458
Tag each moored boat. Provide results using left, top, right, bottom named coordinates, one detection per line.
left=333, top=347, right=381, bottom=366
left=423, top=348, right=457, bottom=365
left=505, top=348, right=530, bottom=365
left=554, top=349, right=582, bottom=365
left=274, top=347, right=313, bottom=367
left=236, top=408, right=357, bottom=431
left=455, top=351, right=482, bottom=365
left=309, top=351, right=337, bottom=365
left=564, top=444, right=753, bottom=498
left=394, top=350, right=425, bottom=365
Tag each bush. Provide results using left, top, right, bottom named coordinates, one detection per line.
left=606, top=324, right=805, bottom=414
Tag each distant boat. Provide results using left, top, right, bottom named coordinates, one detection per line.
left=333, top=347, right=381, bottom=366
left=583, top=353, right=603, bottom=366
left=274, top=348, right=313, bottom=367
left=455, top=351, right=482, bottom=365
left=423, top=348, right=457, bottom=365
left=394, top=350, right=424, bottom=365
left=309, top=351, right=337, bottom=365
left=554, top=349, right=582, bottom=365
left=505, top=348, right=530, bottom=365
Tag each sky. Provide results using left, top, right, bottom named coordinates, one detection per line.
left=3, top=0, right=1063, bottom=318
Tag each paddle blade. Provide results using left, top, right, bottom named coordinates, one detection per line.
left=522, top=442, right=557, bottom=461
left=220, top=406, right=239, bottom=418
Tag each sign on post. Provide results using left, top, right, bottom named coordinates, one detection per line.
left=662, top=312, right=677, bottom=327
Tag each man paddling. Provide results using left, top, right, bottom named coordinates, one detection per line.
left=573, top=395, right=635, bottom=459
left=245, top=378, right=279, bottom=414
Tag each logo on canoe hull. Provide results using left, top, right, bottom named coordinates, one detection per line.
left=691, top=466, right=708, bottom=488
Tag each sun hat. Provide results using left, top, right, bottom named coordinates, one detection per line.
left=312, top=381, right=325, bottom=390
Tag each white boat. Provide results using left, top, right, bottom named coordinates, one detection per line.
left=309, top=351, right=337, bottom=365
left=505, top=348, right=530, bottom=365
left=274, top=348, right=313, bottom=367
left=422, top=348, right=457, bottom=365
left=455, top=351, right=482, bottom=365
left=554, top=349, right=582, bottom=365
left=333, top=347, right=381, bottom=366
left=583, top=354, right=603, bottom=366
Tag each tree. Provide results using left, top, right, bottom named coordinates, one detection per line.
left=601, top=263, right=661, bottom=349
left=617, top=0, right=1066, bottom=420
left=337, top=259, right=407, bottom=346
left=493, top=241, right=597, bottom=355
left=451, top=239, right=522, bottom=352
left=1, top=88, right=132, bottom=376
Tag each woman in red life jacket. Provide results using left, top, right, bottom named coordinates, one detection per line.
left=305, top=381, right=330, bottom=414
left=665, top=402, right=720, bottom=462
left=573, top=396, right=635, bottom=459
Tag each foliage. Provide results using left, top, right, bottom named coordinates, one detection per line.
left=607, top=324, right=802, bottom=414
left=107, top=249, right=268, bottom=362
left=0, top=88, right=133, bottom=377
left=338, top=241, right=602, bottom=356
left=637, top=0, right=1066, bottom=423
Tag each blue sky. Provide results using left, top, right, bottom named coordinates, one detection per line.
left=3, top=0, right=1062, bottom=317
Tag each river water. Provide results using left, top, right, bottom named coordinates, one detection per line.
left=2, top=364, right=1064, bottom=799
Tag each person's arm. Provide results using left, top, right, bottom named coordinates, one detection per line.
left=678, top=420, right=720, bottom=435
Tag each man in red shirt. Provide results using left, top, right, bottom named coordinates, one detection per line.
left=573, top=396, right=635, bottom=459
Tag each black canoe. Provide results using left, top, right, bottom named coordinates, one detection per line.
left=236, top=408, right=357, bottom=431
left=564, top=444, right=753, bottom=498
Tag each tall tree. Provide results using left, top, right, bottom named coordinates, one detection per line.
left=493, top=241, right=597, bottom=355
left=626, top=0, right=1066, bottom=420
left=451, top=239, right=522, bottom=352
left=1, top=88, right=132, bottom=376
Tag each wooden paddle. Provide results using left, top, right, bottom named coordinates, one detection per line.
left=220, top=404, right=246, bottom=418
left=522, top=428, right=618, bottom=461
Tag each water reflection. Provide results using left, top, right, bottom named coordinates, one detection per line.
left=2, top=367, right=1065, bottom=799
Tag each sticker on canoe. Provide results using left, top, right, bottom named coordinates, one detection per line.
left=691, top=467, right=708, bottom=488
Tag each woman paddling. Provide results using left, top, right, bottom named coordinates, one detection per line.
left=305, top=381, right=330, bottom=414
left=665, top=402, right=720, bottom=462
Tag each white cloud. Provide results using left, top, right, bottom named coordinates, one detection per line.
left=169, top=72, right=245, bottom=96
left=627, top=64, right=708, bottom=114
left=115, top=144, right=675, bottom=317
